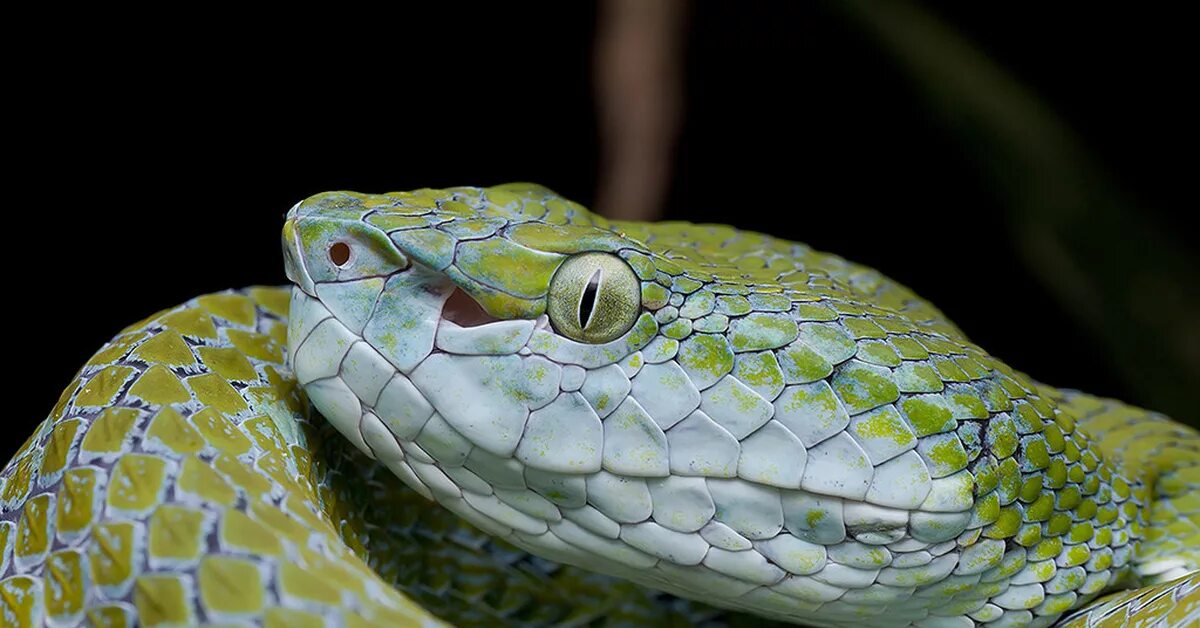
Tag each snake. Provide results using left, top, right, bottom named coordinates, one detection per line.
left=1, top=184, right=1197, bottom=627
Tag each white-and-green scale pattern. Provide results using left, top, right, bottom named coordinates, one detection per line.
left=2, top=184, right=1197, bottom=626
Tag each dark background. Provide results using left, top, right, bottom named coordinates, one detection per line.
left=7, top=3, right=1195, bottom=460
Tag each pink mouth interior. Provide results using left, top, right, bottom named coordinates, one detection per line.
left=442, top=288, right=502, bottom=327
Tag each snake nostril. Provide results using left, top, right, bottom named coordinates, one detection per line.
left=329, top=242, right=351, bottom=267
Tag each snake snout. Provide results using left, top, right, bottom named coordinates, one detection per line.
left=282, top=216, right=317, bottom=296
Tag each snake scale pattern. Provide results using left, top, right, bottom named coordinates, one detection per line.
left=2, top=184, right=1197, bottom=626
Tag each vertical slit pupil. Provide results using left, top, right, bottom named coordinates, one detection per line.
left=579, top=269, right=602, bottom=329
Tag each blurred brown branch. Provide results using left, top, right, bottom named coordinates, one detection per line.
left=594, top=0, right=687, bottom=221
left=591, top=0, right=1198, bottom=422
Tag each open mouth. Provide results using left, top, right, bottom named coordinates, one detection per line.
left=431, top=284, right=551, bottom=354
left=440, top=288, right=502, bottom=328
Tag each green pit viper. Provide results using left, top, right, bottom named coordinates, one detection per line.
left=2, top=184, right=1197, bottom=627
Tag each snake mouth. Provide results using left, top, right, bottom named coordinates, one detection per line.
left=440, top=288, right=501, bottom=328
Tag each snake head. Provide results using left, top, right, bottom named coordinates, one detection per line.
left=282, top=184, right=672, bottom=482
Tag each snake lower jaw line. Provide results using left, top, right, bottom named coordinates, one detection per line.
left=288, top=294, right=952, bottom=623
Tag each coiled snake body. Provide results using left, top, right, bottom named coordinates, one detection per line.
left=2, top=184, right=1197, bottom=626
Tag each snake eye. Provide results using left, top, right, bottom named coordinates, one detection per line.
left=329, top=242, right=351, bottom=267
left=547, top=253, right=641, bottom=343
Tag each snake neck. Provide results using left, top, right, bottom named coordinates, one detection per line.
left=1054, top=389, right=1200, bottom=582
